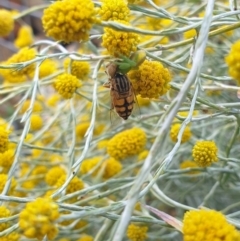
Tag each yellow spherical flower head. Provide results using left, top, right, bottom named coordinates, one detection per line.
left=39, top=59, right=58, bottom=79
left=0, top=127, right=10, bottom=153
left=0, top=148, right=15, bottom=173
left=14, top=25, right=33, bottom=48
left=20, top=99, right=43, bottom=114
left=103, top=157, right=122, bottom=178
left=77, top=235, right=94, bottom=241
left=19, top=197, right=60, bottom=240
left=102, top=21, right=140, bottom=57
left=8, top=47, right=36, bottom=76
left=0, top=232, right=19, bottom=241
left=0, top=206, right=11, bottom=231
left=0, top=9, right=14, bottom=37
left=64, top=58, right=90, bottom=80
left=99, top=0, right=130, bottom=21
left=47, top=94, right=61, bottom=107
left=56, top=176, right=84, bottom=194
left=128, top=60, right=171, bottom=98
left=30, top=114, right=43, bottom=131
left=180, top=160, right=199, bottom=174
left=127, top=224, right=148, bottom=241
left=54, top=73, right=82, bottom=99
left=183, top=29, right=197, bottom=39
left=138, top=150, right=149, bottom=161
left=183, top=209, right=240, bottom=241
left=107, top=127, right=146, bottom=160
left=42, top=0, right=98, bottom=42
left=170, top=123, right=192, bottom=143
left=225, top=40, right=240, bottom=85
left=76, top=122, right=90, bottom=140
left=45, top=166, right=66, bottom=186
left=80, top=156, right=122, bottom=178
left=80, top=157, right=102, bottom=176
left=192, top=140, right=218, bottom=167
left=0, top=48, right=36, bottom=83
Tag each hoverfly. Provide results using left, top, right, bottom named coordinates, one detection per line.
left=104, top=62, right=134, bottom=120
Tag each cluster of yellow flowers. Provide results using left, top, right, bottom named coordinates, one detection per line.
left=170, top=123, right=192, bottom=143
left=0, top=47, right=36, bottom=83
left=225, top=39, right=240, bottom=85
left=127, top=224, right=148, bottom=241
left=128, top=60, right=171, bottom=98
left=183, top=209, right=240, bottom=241
left=0, top=0, right=240, bottom=241
left=192, top=140, right=218, bottom=167
left=19, top=198, right=60, bottom=240
left=54, top=73, right=82, bottom=99
left=80, top=156, right=122, bottom=179
left=0, top=9, right=14, bottom=37
left=100, top=0, right=140, bottom=57
left=42, top=0, right=98, bottom=42
left=107, top=127, right=146, bottom=160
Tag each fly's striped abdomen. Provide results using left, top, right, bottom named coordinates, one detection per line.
left=110, top=73, right=134, bottom=120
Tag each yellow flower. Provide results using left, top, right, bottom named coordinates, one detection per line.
left=30, top=114, right=43, bottom=131
left=20, top=100, right=43, bottom=114
left=180, top=160, right=199, bottom=174
left=0, top=127, right=9, bottom=153
left=14, top=25, right=33, bottom=48
left=0, top=149, right=15, bottom=173
left=39, top=59, right=57, bottom=79
left=54, top=73, right=82, bottom=99
left=127, top=224, right=148, bottom=241
left=128, top=60, right=171, bottom=98
left=77, top=235, right=94, bottom=241
left=170, top=123, right=192, bottom=143
left=178, top=110, right=199, bottom=118
left=0, top=206, right=11, bottom=231
left=136, top=95, right=150, bottom=107
left=0, top=9, right=14, bottom=37
left=225, top=40, right=240, bottom=85
left=80, top=156, right=122, bottom=178
left=99, top=0, right=130, bottom=21
left=138, top=150, right=149, bottom=161
left=192, top=140, right=218, bottom=167
left=183, top=209, right=240, bottom=241
left=76, top=122, right=90, bottom=139
left=19, top=197, right=59, bottom=240
left=56, top=176, right=84, bottom=194
left=107, top=128, right=146, bottom=160
left=64, top=58, right=90, bottom=80
left=45, top=166, right=66, bottom=186
left=0, top=232, right=19, bottom=241
left=97, top=139, right=109, bottom=150
left=47, top=94, right=61, bottom=107
left=102, top=21, right=140, bottom=57
left=183, top=29, right=196, bottom=39
left=0, top=47, right=36, bottom=83
left=42, top=0, right=97, bottom=42
left=80, top=157, right=102, bottom=176
left=103, top=157, right=122, bottom=178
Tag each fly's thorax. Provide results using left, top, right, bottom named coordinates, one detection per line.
left=111, top=73, right=131, bottom=96
left=106, top=62, right=118, bottom=78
